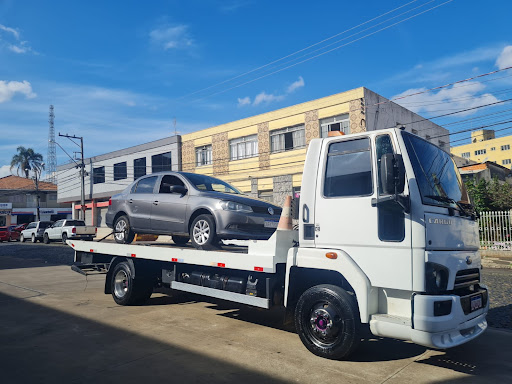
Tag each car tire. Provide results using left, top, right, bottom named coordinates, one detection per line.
left=43, top=233, right=50, bottom=244
left=295, top=284, right=361, bottom=360
left=31, top=234, right=37, bottom=243
left=20, top=234, right=25, bottom=242
left=114, top=215, right=135, bottom=244
left=62, top=232, right=68, bottom=244
left=110, top=262, right=153, bottom=306
left=190, top=214, right=218, bottom=250
left=172, top=235, right=190, bottom=246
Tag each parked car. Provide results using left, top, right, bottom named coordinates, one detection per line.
left=0, top=227, right=11, bottom=242
left=7, top=225, right=23, bottom=241
left=43, top=219, right=97, bottom=244
left=106, top=172, right=282, bottom=249
left=20, top=221, right=54, bottom=243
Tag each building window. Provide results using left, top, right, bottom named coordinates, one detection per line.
left=93, top=166, right=105, bottom=184
left=270, top=125, right=305, bottom=152
left=320, top=114, right=349, bottom=138
left=503, top=159, right=511, bottom=165
left=491, top=147, right=496, bottom=151
left=152, top=152, right=172, bottom=173
left=501, top=145, right=510, bottom=151
left=134, top=157, right=146, bottom=180
left=196, top=145, right=212, bottom=166
left=461, top=152, right=470, bottom=158
left=113, top=161, right=127, bottom=181
left=475, top=149, right=486, bottom=155
left=230, top=135, right=258, bottom=160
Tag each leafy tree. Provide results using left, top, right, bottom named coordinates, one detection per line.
left=10, top=146, right=44, bottom=178
left=465, top=177, right=512, bottom=212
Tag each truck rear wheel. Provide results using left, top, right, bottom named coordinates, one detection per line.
left=62, top=232, right=68, bottom=244
left=295, top=284, right=361, bottom=360
left=111, top=262, right=153, bottom=306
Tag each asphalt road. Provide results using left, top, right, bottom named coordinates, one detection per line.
left=0, top=242, right=511, bottom=383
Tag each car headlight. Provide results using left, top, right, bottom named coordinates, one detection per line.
left=425, top=262, right=449, bottom=293
left=220, top=201, right=253, bottom=213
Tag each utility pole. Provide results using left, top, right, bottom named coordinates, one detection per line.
left=58, top=133, right=86, bottom=221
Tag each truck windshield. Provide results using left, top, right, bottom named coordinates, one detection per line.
left=402, top=131, right=469, bottom=209
left=66, top=220, right=85, bottom=227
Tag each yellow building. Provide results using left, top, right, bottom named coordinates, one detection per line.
left=451, top=130, right=512, bottom=169
left=181, top=87, right=449, bottom=205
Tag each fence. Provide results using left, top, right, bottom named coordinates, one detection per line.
left=478, top=211, right=512, bottom=250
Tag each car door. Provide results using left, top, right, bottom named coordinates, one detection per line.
left=151, top=175, right=189, bottom=233
left=127, top=175, right=158, bottom=231
left=49, top=220, right=64, bottom=239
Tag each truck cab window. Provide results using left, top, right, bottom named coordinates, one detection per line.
left=324, top=138, right=372, bottom=197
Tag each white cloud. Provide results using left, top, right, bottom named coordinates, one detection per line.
left=0, top=165, right=12, bottom=178
left=239, top=76, right=305, bottom=107
left=237, top=96, right=251, bottom=107
left=0, top=80, right=36, bottom=103
left=0, top=24, right=19, bottom=39
left=392, top=81, right=499, bottom=117
left=150, top=25, right=194, bottom=50
left=287, top=76, right=305, bottom=93
left=496, top=46, right=512, bottom=70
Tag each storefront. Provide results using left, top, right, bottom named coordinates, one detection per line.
left=0, top=203, right=12, bottom=226
left=10, top=208, right=72, bottom=225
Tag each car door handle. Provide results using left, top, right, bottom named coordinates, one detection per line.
left=153, top=201, right=159, bottom=205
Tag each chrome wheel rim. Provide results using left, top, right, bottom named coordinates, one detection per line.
left=114, top=270, right=129, bottom=298
left=193, top=219, right=210, bottom=245
left=115, top=220, right=127, bottom=241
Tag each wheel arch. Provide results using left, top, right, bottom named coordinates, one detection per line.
left=104, top=256, right=161, bottom=294
left=187, top=207, right=216, bottom=232
left=113, top=211, right=129, bottom=226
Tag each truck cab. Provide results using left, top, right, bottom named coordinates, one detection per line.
left=292, top=127, right=487, bottom=355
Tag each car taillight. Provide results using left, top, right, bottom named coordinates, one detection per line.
left=72, top=227, right=76, bottom=234
left=108, top=199, right=112, bottom=206
left=95, top=227, right=97, bottom=233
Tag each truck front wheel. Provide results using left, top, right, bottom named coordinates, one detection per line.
left=295, top=284, right=361, bottom=360
left=110, top=262, right=153, bottom=306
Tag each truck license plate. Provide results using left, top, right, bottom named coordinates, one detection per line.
left=264, top=220, right=279, bottom=229
left=470, top=295, right=483, bottom=312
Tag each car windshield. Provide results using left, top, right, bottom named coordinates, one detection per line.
left=39, top=222, right=53, bottom=228
left=402, top=131, right=469, bottom=209
left=182, top=173, right=241, bottom=194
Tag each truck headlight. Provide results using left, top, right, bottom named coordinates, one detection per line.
left=220, top=201, right=253, bottom=213
left=425, top=262, right=449, bottom=293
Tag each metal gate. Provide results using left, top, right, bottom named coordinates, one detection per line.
left=478, top=211, right=512, bottom=250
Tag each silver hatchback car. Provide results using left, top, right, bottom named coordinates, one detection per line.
left=106, top=172, right=281, bottom=249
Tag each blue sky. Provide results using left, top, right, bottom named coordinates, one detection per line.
left=1, top=0, right=512, bottom=178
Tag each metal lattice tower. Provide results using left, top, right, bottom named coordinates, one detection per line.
left=46, top=105, right=57, bottom=184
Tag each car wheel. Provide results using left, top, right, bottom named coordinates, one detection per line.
left=31, top=234, right=37, bottom=243
left=111, top=262, right=153, bottom=306
left=62, top=232, right=68, bottom=244
left=114, top=215, right=135, bottom=244
left=295, top=284, right=361, bottom=360
left=20, top=234, right=25, bottom=242
left=43, top=233, right=50, bottom=244
left=172, top=235, right=190, bottom=246
left=190, top=214, right=218, bottom=250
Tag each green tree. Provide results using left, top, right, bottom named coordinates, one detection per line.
left=487, top=177, right=512, bottom=211
left=10, top=146, right=44, bottom=178
left=465, top=179, right=491, bottom=212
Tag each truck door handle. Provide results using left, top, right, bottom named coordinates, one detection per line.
left=302, top=204, right=309, bottom=223
left=153, top=201, right=159, bottom=205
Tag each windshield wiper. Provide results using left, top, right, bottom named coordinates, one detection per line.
left=425, top=195, right=473, bottom=217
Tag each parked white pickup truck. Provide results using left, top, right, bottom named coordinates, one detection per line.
left=43, top=219, right=96, bottom=244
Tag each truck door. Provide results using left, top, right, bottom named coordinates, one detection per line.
left=313, top=134, right=412, bottom=291
left=49, top=220, right=64, bottom=239
left=128, top=176, right=158, bottom=231
left=151, top=175, right=189, bottom=233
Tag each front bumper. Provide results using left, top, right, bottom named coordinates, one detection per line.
left=411, top=285, right=489, bottom=349
left=214, top=210, right=279, bottom=240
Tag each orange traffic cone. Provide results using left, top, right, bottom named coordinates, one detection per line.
left=277, top=195, right=293, bottom=231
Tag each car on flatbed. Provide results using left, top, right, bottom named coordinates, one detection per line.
left=106, top=172, right=281, bottom=249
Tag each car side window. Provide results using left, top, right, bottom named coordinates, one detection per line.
left=27, top=223, right=36, bottom=229
left=134, top=176, right=158, bottom=194
left=159, top=175, right=185, bottom=193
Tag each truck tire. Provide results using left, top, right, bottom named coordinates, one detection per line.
left=295, top=284, right=361, bottom=360
left=190, top=214, right=218, bottom=250
left=20, top=234, right=25, bottom=242
left=110, top=262, right=153, bottom=306
left=114, top=215, right=135, bottom=244
left=31, top=234, right=37, bottom=243
left=172, top=235, right=189, bottom=246
left=43, top=233, right=50, bottom=244
left=62, top=232, right=68, bottom=244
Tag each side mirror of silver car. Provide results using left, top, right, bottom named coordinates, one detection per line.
left=170, top=185, right=188, bottom=195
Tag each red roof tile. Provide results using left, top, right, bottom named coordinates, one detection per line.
left=0, top=175, right=57, bottom=191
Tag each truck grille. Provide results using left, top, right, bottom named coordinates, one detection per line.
left=454, top=268, right=480, bottom=290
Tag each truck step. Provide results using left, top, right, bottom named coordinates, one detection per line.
left=170, top=281, right=270, bottom=309
left=71, top=263, right=110, bottom=276
left=370, top=314, right=412, bottom=327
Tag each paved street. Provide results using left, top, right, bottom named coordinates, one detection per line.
left=0, top=242, right=511, bottom=383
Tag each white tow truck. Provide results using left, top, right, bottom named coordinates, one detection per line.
left=69, top=128, right=488, bottom=360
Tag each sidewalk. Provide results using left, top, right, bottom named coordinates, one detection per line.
left=481, top=250, right=512, bottom=269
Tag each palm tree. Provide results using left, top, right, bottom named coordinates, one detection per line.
left=10, top=146, right=44, bottom=178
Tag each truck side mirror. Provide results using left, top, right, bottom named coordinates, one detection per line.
left=380, top=154, right=405, bottom=195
